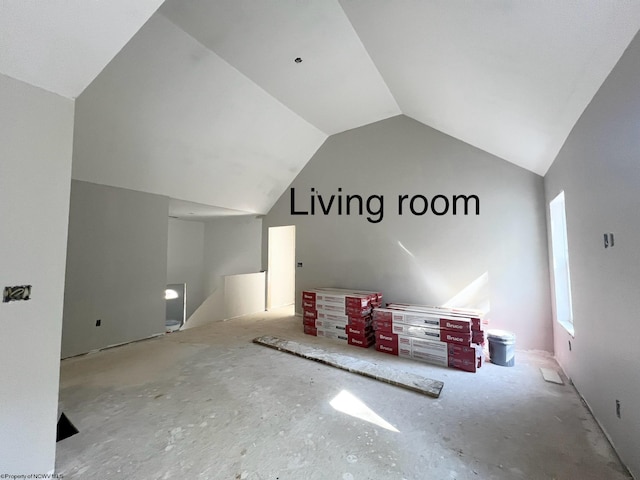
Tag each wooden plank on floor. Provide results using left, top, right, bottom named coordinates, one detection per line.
left=540, top=367, right=564, bottom=385
left=252, top=335, right=444, bottom=398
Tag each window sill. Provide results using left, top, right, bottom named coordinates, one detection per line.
left=558, top=319, right=574, bottom=337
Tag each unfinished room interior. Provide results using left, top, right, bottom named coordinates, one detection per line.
left=2, top=1, right=640, bottom=479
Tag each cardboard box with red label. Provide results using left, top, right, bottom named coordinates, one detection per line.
left=373, top=307, right=473, bottom=332
left=302, top=288, right=380, bottom=315
left=348, top=332, right=375, bottom=348
left=385, top=303, right=485, bottom=331
left=391, top=323, right=472, bottom=346
left=304, top=324, right=317, bottom=336
left=315, top=318, right=348, bottom=331
left=347, top=315, right=373, bottom=329
left=374, top=331, right=481, bottom=372
left=316, top=327, right=348, bottom=342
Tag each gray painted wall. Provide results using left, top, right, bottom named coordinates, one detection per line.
left=167, top=218, right=205, bottom=319
left=203, top=216, right=263, bottom=297
left=264, top=115, right=552, bottom=351
left=61, top=181, right=169, bottom=358
left=0, top=74, right=74, bottom=474
left=544, top=32, right=640, bottom=477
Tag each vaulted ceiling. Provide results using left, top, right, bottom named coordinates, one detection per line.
left=2, top=1, right=640, bottom=215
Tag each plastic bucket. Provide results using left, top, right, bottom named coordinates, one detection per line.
left=487, top=329, right=516, bottom=367
left=165, top=319, right=181, bottom=332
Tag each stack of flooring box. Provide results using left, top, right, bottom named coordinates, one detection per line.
left=302, top=288, right=383, bottom=348
left=373, top=303, right=486, bottom=373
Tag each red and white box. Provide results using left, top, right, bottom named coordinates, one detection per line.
left=303, top=299, right=345, bottom=313
left=302, top=289, right=378, bottom=316
left=303, top=309, right=318, bottom=320
left=375, top=331, right=399, bottom=355
left=315, top=318, right=347, bottom=331
left=302, top=316, right=317, bottom=327
left=303, top=289, right=370, bottom=309
left=346, top=322, right=375, bottom=348
left=316, top=327, right=348, bottom=342
left=346, top=324, right=373, bottom=337
left=386, top=303, right=484, bottom=331
left=391, top=323, right=472, bottom=346
left=372, top=318, right=393, bottom=331
left=348, top=332, right=375, bottom=348
left=375, top=332, right=481, bottom=372
left=315, top=288, right=382, bottom=307
left=372, top=315, right=472, bottom=346
left=348, top=315, right=373, bottom=329
left=303, top=324, right=317, bottom=336
left=318, top=311, right=350, bottom=323
left=373, top=307, right=472, bottom=332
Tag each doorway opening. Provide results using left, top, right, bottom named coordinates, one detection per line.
left=267, top=225, right=296, bottom=310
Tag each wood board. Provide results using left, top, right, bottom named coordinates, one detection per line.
left=252, top=335, right=444, bottom=398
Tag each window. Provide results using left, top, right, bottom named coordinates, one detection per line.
left=549, top=191, right=574, bottom=335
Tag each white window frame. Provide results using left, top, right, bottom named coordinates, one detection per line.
left=549, top=191, right=574, bottom=335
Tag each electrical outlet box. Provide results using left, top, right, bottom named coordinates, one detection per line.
left=604, top=233, right=615, bottom=248
left=95, top=319, right=101, bottom=327
left=3, top=285, right=32, bottom=303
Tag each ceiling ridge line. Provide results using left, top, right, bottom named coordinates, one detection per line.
left=158, top=11, right=331, bottom=139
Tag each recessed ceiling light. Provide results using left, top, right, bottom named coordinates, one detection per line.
left=294, top=57, right=302, bottom=64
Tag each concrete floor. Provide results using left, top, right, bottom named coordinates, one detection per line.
left=56, top=307, right=630, bottom=480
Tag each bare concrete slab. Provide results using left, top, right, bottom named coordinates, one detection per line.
left=253, top=335, right=444, bottom=398
left=55, top=307, right=632, bottom=479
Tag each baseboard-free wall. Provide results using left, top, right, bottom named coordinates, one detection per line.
left=183, top=272, right=266, bottom=330
left=225, top=272, right=266, bottom=319
left=544, top=32, right=640, bottom=478
left=264, top=115, right=552, bottom=351
left=0, top=74, right=74, bottom=474
left=203, top=216, right=263, bottom=296
left=61, top=181, right=169, bottom=358
left=167, top=218, right=205, bottom=319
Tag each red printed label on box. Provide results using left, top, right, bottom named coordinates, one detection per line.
left=348, top=315, right=373, bottom=328
left=303, top=309, right=317, bottom=319
left=375, top=331, right=398, bottom=354
left=374, top=307, right=473, bottom=331
left=375, top=342, right=398, bottom=355
left=390, top=323, right=471, bottom=345
left=346, top=324, right=373, bottom=337
left=302, top=291, right=317, bottom=302
left=348, top=334, right=375, bottom=348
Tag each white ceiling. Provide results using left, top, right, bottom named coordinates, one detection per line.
left=159, top=0, right=401, bottom=135
left=2, top=1, right=640, bottom=216
left=160, top=0, right=640, bottom=176
left=72, top=14, right=327, bottom=216
left=339, top=0, right=640, bottom=175
left=0, top=0, right=165, bottom=98
left=169, top=199, right=253, bottom=221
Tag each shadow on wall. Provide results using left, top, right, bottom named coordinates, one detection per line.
left=443, top=271, right=490, bottom=314
left=397, top=240, right=490, bottom=313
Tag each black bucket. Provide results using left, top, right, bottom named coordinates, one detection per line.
left=487, top=330, right=516, bottom=367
